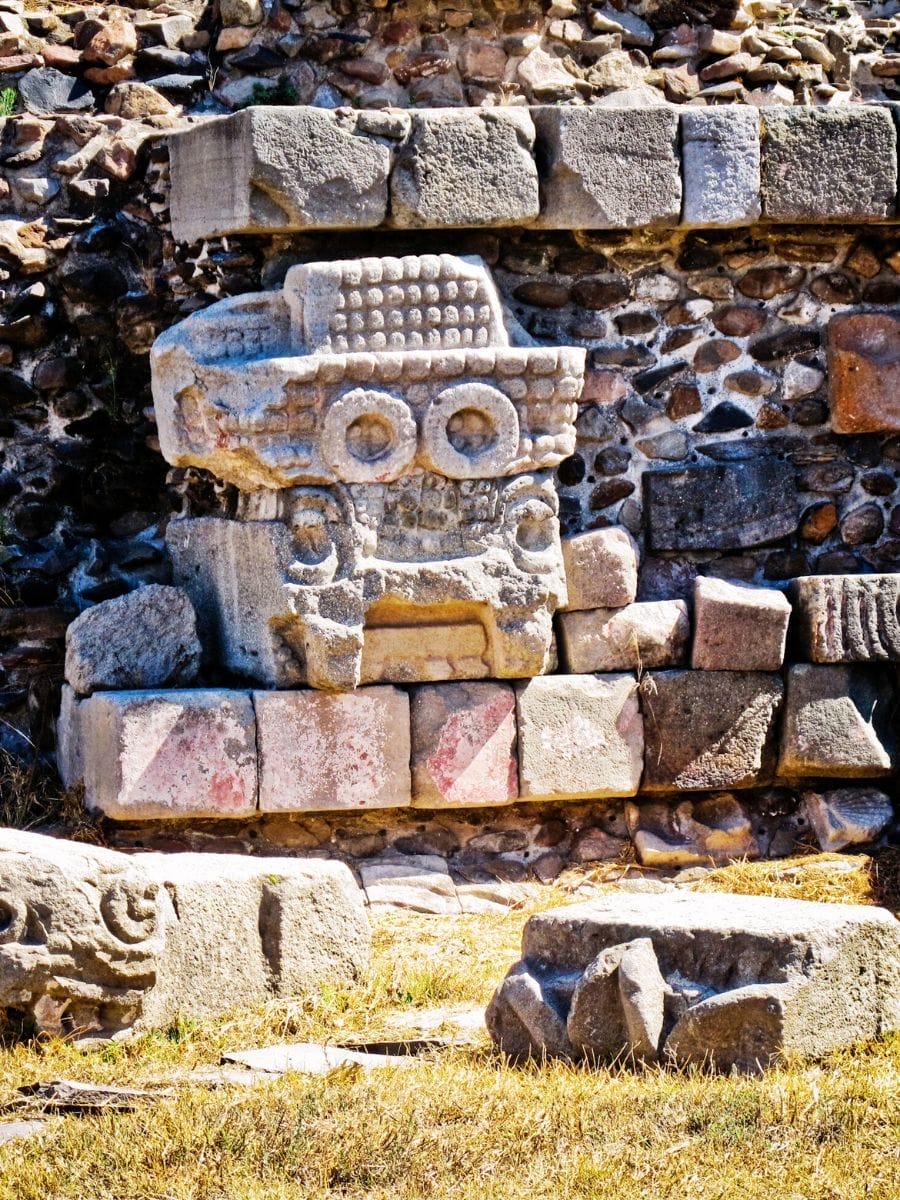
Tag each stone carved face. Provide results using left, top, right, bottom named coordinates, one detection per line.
left=0, top=848, right=162, bottom=1036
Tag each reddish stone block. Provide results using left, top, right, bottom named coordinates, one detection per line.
left=411, top=682, right=517, bottom=809
left=256, top=687, right=411, bottom=812
left=828, top=313, right=900, bottom=433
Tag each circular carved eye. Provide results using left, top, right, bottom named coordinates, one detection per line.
left=321, top=389, right=416, bottom=483
left=423, top=384, right=519, bottom=479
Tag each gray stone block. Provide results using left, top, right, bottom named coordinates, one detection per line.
left=169, top=107, right=399, bottom=242
left=761, top=107, right=897, bottom=222
left=788, top=574, right=900, bottom=663
left=533, top=105, right=681, bottom=229
left=390, top=108, right=539, bottom=229
left=681, top=108, right=761, bottom=226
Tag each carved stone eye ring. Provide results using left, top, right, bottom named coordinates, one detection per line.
left=421, top=383, right=520, bottom=480
left=321, top=388, right=416, bottom=483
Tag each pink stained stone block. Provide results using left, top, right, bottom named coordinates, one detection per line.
left=255, top=686, right=411, bottom=812
left=411, top=681, right=518, bottom=809
left=79, top=689, right=258, bottom=820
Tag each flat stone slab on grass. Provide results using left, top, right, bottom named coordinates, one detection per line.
left=0, top=829, right=370, bottom=1037
left=223, top=1043, right=420, bottom=1076
left=487, top=890, right=900, bottom=1072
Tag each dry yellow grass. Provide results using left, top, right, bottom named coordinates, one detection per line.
left=0, top=854, right=897, bottom=1200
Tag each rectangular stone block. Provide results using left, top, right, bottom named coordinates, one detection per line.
left=360, top=622, right=491, bottom=686
left=169, top=107, right=398, bottom=243
left=533, top=106, right=682, bottom=229
left=691, top=577, right=790, bottom=671
left=827, top=313, right=900, bottom=434
left=516, top=674, right=643, bottom=801
left=255, top=687, right=411, bottom=812
left=390, top=108, right=539, bottom=229
left=681, top=108, right=761, bottom=227
left=777, top=665, right=896, bottom=781
left=789, top=574, right=900, bottom=663
left=78, top=689, right=258, bottom=820
left=561, top=527, right=639, bottom=611
left=410, top=681, right=517, bottom=809
left=761, top=108, right=897, bottom=222
left=643, top=462, right=799, bottom=551
left=641, top=670, right=783, bottom=792
left=559, top=600, right=689, bottom=674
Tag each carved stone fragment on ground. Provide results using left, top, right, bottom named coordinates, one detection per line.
left=486, top=891, right=900, bottom=1072
left=789, top=574, right=900, bottom=662
left=153, top=254, right=583, bottom=689
left=0, top=830, right=369, bottom=1036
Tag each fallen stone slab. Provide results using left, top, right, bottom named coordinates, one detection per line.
left=0, top=829, right=370, bottom=1037
left=681, top=108, right=761, bottom=227
left=390, top=108, right=539, bottom=229
left=359, top=855, right=462, bottom=915
left=0, top=1120, right=47, bottom=1145
left=223, top=1042, right=425, bottom=1076
left=487, top=891, right=900, bottom=1072
left=168, top=107, right=402, bottom=243
left=761, top=107, right=897, bottom=222
left=827, top=313, right=900, bottom=434
left=558, top=600, right=689, bottom=673
left=802, top=787, right=895, bottom=851
left=64, top=585, right=201, bottom=695
left=12, top=1079, right=171, bottom=1112
left=789, top=573, right=900, bottom=662
left=691, top=576, right=790, bottom=671
left=777, top=665, right=897, bottom=781
left=640, top=670, right=783, bottom=791
left=532, top=106, right=681, bottom=228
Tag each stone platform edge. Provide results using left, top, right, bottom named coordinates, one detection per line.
left=168, top=103, right=900, bottom=243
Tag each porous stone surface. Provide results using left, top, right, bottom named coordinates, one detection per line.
left=532, top=106, right=681, bottom=229
left=487, top=891, right=900, bottom=1072
left=390, top=109, right=539, bottom=229
left=778, top=665, right=897, bottom=780
left=802, top=787, right=895, bottom=851
left=761, top=108, right=897, bottom=222
left=0, top=829, right=369, bottom=1036
left=625, top=793, right=759, bottom=866
left=255, top=687, right=411, bottom=812
left=827, top=313, right=900, bottom=434
left=691, top=576, right=791, bottom=671
left=681, top=108, right=761, bottom=227
left=155, top=254, right=580, bottom=689
left=169, top=108, right=399, bottom=243
left=641, top=670, right=784, bottom=791
left=558, top=600, right=689, bottom=673
left=643, top=462, right=799, bottom=551
left=410, top=681, right=517, bottom=809
left=64, top=585, right=201, bottom=695
left=560, top=527, right=639, bottom=611
left=515, top=674, right=643, bottom=801
left=789, top=574, right=900, bottom=663
left=66, top=689, right=258, bottom=820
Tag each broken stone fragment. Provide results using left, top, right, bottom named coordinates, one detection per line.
left=625, top=794, right=759, bottom=866
left=788, top=574, right=900, bottom=662
left=802, top=787, right=895, bottom=851
left=558, top=600, right=689, bottom=673
left=560, top=526, right=639, bottom=611
left=777, top=665, right=897, bottom=781
left=691, top=576, right=791, bottom=671
left=567, top=937, right=665, bottom=1063
left=485, top=962, right=575, bottom=1061
left=0, top=829, right=369, bottom=1037
left=64, top=584, right=201, bottom=695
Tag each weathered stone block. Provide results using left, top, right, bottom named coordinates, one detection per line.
left=827, top=313, right=900, bottom=434
left=390, top=109, right=539, bottom=229
left=255, top=686, right=411, bottom=812
left=559, top=600, right=689, bottom=673
left=691, top=576, right=790, bottom=671
left=802, top=787, right=895, bottom=851
left=487, top=891, right=900, bottom=1071
left=641, top=670, right=783, bottom=791
left=169, top=107, right=399, bottom=243
left=410, top=681, right=517, bottom=809
left=533, top=106, right=681, bottom=228
left=0, top=829, right=369, bottom=1036
left=515, top=674, right=643, bottom=801
left=778, top=665, right=897, bottom=780
left=643, top=462, right=799, bottom=551
left=359, top=854, right=461, bottom=915
left=561, top=527, right=639, bottom=611
left=761, top=108, right=897, bottom=222
left=74, top=689, right=258, bottom=820
left=64, top=585, right=201, bottom=696
left=789, top=573, right=900, bottom=662
left=625, top=794, right=759, bottom=866
left=681, top=108, right=761, bottom=227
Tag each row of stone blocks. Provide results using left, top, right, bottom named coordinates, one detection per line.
left=169, top=103, right=900, bottom=244
left=58, top=662, right=899, bottom=821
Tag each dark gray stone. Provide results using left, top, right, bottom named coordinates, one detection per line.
left=18, top=68, right=94, bottom=116
left=643, top=462, right=799, bottom=551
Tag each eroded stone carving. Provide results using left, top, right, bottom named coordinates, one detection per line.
left=152, top=255, right=583, bottom=688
